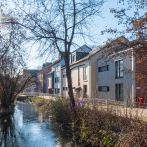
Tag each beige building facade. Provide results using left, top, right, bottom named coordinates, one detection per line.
left=48, top=38, right=147, bottom=104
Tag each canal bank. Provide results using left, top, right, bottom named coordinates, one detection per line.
left=26, top=97, right=147, bottom=147
left=0, top=102, right=78, bottom=147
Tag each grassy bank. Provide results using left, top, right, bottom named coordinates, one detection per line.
left=27, top=97, right=147, bottom=147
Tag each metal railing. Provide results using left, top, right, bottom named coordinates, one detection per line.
left=21, top=92, right=49, bottom=96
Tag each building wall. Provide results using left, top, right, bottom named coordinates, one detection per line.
left=37, top=63, right=51, bottom=93
left=97, top=51, right=134, bottom=102
left=37, top=71, right=44, bottom=92
left=135, top=49, right=147, bottom=99
left=48, top=61, right=62, bottom=96
left=61, top=60, right=90, bottom=98
left=47, top=42, right=146, bottom=103
left=89, top=52, right=99, bottom=98
left=61, top=69, right=68, bottom=97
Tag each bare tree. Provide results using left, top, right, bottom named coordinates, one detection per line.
left=0, top=55, right=31, bottom=113
left=0, top=0, right=104, bottom=112
left=0, top=18, right=30, bottom=114
left=101, top=1, right=147, bottom=103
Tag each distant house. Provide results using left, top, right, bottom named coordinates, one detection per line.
left=48, top=45, right=92, bottom=97
left=37, top=63, right=52, bottom=93
left=62, top=56, right=90, bottom=98
left=48, top=59, right=62, bottom=95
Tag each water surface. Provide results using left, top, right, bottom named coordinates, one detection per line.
left=0, top=102, right=73, bottom=147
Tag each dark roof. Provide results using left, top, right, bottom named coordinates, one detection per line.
left=71, top=44, right=92, bottom=54
left=62, top=36, right=130, bottom=67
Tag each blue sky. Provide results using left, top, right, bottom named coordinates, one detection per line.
left=25, top=0, right=146, bottom=69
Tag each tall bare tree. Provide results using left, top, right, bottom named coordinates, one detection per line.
left=0, top=0, right=104, bottom=112
left=0, top=17, right=30, bottom=114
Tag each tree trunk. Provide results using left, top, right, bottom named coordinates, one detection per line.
left=64, top=55, right=75, bottom=111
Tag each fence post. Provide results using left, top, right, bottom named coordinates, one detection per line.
left=106, top=99, right=108, bottom=112
left=125, top=101, right=128, bottom=117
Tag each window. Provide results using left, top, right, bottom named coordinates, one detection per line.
left=98, top=65, right=109, bottom=72
left=63, top=87, right=68, bottom=91
left=55, top=77, right=59, bottom=83
left=57, top=88, right=60, bottom=94
left=98, top=86, right=109, bottom=92
left=63, top=74, right=66, bottom=78
left=83, top=66, right=87, bottom=80
left=115, top=60, right=124, bottom=78
left=55, top=88, right=60, bottom=94
left=115, top=83, right=123, bottom=101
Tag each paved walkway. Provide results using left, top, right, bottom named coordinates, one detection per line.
left=76, top=98, right=147, bottom=122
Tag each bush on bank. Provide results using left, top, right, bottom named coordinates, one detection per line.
left=31, top=97, right=147, bottom=147
left=29, top=97, right=72, bottom=124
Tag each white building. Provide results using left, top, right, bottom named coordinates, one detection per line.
left=48, top=37, right=147, bottom=104
left=61, top=58, right=90, bottom=98
left=48, top=59, right=62, bottom=96
left=96, top=48, right=135, bottom=103
left=48, top=45, right=91, bottom=97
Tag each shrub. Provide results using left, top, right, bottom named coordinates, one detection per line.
left=76, top=106, right=147, bottom=146
left=34, top=97, right=72, bottom=125
left=49, top=98, right=72, bottom=125
left=32, top=97, right=147, bottom=147
left=29, top=97, right=48, bottom=107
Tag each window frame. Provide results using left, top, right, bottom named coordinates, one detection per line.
left=83, top=66, right=87, bottom=81
left=98, top=65, right=109, bottom=72
left=98, top=86, right=109, bottom=92
left=115, top=83, right=123, bottom=101
left=55, top=77, right=59, bottom=83
left=115, top=60, right=124, bottom=78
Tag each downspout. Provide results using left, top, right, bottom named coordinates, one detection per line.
left=88, top=57, right=92, bottom=98
left=132, top=50, right=136, bottom=105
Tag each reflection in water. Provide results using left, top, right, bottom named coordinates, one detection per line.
left=0, top=102, right=57, bottom=147
left=0, top=102, right=80, bottom=147
left=0, top=115, right=19, bottom=147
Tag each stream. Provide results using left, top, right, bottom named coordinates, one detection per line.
left=0, top=102, right=77, bottom=147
